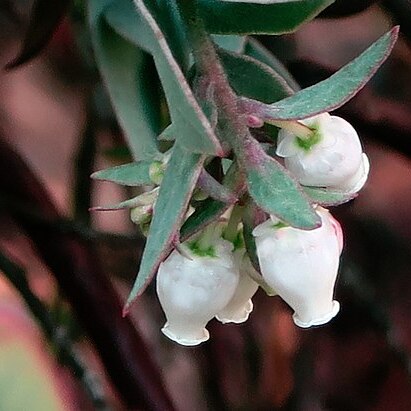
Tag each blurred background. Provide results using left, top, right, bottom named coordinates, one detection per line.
left=0, top=0, right=411, bottom=410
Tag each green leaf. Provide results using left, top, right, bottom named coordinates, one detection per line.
left=91, top=161, right=154, bottom=186
left=89, top=0, right=161, bottom=160
left=241, top=202, right=265, bottom=273
left=241, top=136, right=320, bottom=229
left=124, top=144, right=204, bottom=311
left=218, top=48, right=294, bottom=103
left=247, top=27, right=399, bottom=120
left=180, top=198, right=230, bottom=242
left=103, top=0, right=189, bottom=71
left=105, top=0, right=223, bottom=156
left=244, top=38, right=300, bottom=92
left=241, top=201, right=277, bottom=296
left=197, top=170, right=238, bottom=203
left=158, top=124, right=176, bottom=141
left=198, top=0, right=334, bottom=35
left=303, top=187, right=357, bottom=206
left=212, top=34, right=246, bottom=53
left=180, top=162, right=246, bottom=241
left=90, top=198, right=141, bottom=211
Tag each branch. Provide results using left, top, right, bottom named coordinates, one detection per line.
left=0, top=138, right=175, bottom=411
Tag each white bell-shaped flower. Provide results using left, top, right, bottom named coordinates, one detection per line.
left=276, top=113, right=369, bottom=194
left=156, top=238, right=239, bottom=346
left=216, top=251, right=259, bottom=324
left=253, top=207, right=342, bottom=328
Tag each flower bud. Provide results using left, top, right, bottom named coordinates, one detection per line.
left=253, top=207, right=342, bottom=328
left=156, top=238, right=239, bottom=345
left=130, top=204, right=152, bottom=225
left=216, top=251, right=259, bottom=324
left=276, top=113, right=369, bottom=194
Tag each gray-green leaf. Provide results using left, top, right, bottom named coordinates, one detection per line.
left=241, top=136, right=320, bottom=229
left=88, top=0, right=160, bottom=160
left=212, top=34, right=246, bottom=53
left=244, top=27, right=399, bottom=120
left=105, top=0, right=223, bottom=156
left=198, top=0, right=334, bottom=35
left=303, top=187, right=357, bottom=206
left=180, top=162, right=246, bottom=241
left=124, top=144, right=204, bottom=311
left=218, top=48, right=294, bottom=103
left=244, top=38, right=300, bottom=91
left=91, top=161, right=154, bottom=186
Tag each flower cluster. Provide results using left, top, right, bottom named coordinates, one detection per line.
left=156, top=113, right=368, bottom=345
left=156, top=228, right=260, bottom=346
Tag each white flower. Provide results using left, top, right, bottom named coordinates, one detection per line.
left=276, top=113, right=369, bottom=194
left=216, top=251, right=259, bottom=324
left=253, top=207, right=343, bottom=328
left=156, top=238, right=239, bottom=346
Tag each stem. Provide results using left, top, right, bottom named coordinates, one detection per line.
left=267, top=120, right=314, bottom=139
left=176, top=1, right=251, bottom=150
left=0, top=251, right=110, bottom=410
left=223, top=205, right=244, bottom=243
left=196, top=222, right=221, bottom=250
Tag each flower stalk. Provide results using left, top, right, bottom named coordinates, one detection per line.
left=267, top=119, right=314, bottom=139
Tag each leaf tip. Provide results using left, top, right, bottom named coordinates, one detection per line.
left=392, top=25, right=400, bottom=38
left=300, top=210, right=322, bottom=231
left=122, top=304, right=130, bottom=318
left=386, top=26, right=400, bottom=52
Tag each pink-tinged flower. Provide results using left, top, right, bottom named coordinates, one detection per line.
left=156, top=238, right=239, bottom=346
left=276, top=113, right=369, bottom=194
left=253, top=207, right=343, bottom=328
left=216, top=251, right=259, bottom=324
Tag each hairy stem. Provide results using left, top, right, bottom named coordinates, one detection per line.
left=223, top=205, right=243, bottom=243
left=176, top=0, right=251, bottom=154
